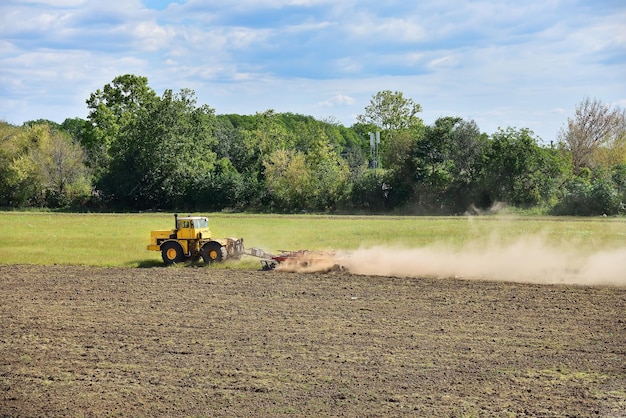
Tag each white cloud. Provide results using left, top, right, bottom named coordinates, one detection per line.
left=334, top=57, right=362, bottom=74
left=130, top=21, right=177, bottom=51
left=345, top=14, right=426, bottom=43
left=284, top=20, right=333, bottom=33
left=318, top=94, right=356, bottom=107
left=427, top=54, right=459, bottom=70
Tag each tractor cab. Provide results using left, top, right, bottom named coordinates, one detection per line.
left=175, top=215, right=211, bottom=240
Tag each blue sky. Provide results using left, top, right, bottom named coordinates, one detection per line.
left=1, top=0, right=625, bottom=142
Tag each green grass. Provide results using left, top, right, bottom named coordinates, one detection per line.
left=1, top=211, right=625, bottom=267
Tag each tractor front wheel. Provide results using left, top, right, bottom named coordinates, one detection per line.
left=161, top=241, right=185, bottom=265
left=202, top=242, right=227, bottom=264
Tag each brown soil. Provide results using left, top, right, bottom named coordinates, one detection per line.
left=0, top=264, right=624, bottom=417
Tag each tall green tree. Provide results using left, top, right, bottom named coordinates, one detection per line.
left=356, top=90, right=423, bottom=132
left=0, top=122, right=90, bottom=208
left=85, top=74, right=158, bottom=177
left=213, top=115, right=252, bottom=174
left=413, top=117, right=487, bottom=212
left=357, top=90, right=424, bottom=170
left=99, top=88, right=217, bottom=209
left=261, top=116, right=351, bottom=212
left=33, top=128, right=91, bottom=207
left=353, top=91, right=424, bottom=209
left=478, top=128, right=565, bottom=208
left=0, top=122, right=40, bottom=207
left=263, top=149, right=311, bottom=211
left=242, top=110, right=295, bottom=172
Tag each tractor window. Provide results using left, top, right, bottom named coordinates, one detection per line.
left=195, top=219, right=208, bottom=228
left=181, top=220, right=190, bottom=228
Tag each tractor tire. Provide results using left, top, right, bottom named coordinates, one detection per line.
left=161, top=241, right=185, bottom=265
left=202, top=242, right=227, bottom=264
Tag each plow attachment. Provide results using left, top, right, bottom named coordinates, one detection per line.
left=247, top=248, right=346, bottom=272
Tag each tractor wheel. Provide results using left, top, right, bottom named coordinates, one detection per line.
left=161, top=241, right=185, bottom=265
left=202, top=242, right=227, bottom=264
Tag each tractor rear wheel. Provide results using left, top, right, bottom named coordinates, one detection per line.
left=202, top=242, right=227, bottom=264
left=161, top=241, right=185, bottom=265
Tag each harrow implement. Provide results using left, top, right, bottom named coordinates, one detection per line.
left=247, top=248, right=345, bottom=272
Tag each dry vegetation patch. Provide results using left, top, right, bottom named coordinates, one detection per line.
left=1, top=265, right=624, bottom=416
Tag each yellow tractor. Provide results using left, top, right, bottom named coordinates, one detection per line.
left=147, top=214, right=244, bottom=265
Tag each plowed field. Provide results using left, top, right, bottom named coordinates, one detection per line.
left=1, top=265, right=624, bottom=417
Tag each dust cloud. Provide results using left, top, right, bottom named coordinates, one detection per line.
left=335, top=236, right=626, bottom=287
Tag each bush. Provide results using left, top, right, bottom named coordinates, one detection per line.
left=552, top=176, right=623, bottom=216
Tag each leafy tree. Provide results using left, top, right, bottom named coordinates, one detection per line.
left=85, top=74, right=158, bottom=177
left=592, top=113, right=626, bottom=168
left=612, top=163, right=626, bottom=204
left=347, top=167, right=401, bottom=212
left=378, top=129, right=418, bottom=208
left=23, top=119, right=62, bottom=129
left=415, top=118, right=461, bottom=185
left=424, top=118, right=488, bottom=211
left=323, top=119, right=369, bottom=189
left=213, top=115, right=253, bottom=174
left=347, top=121, right=378, bottom=168
left=589, top=178, right=622, bottom=215
left=262, top=121, right=351, bottom=212
left=242, top=110, right=295, bottom=172
left=61, top=117, right=93, bottom=157
left=351, top=91, right=426, bottom=210
left=98, top=88, right=217, bottom=209
left=211, top=114, right=272, bottom=210
left=312, top=156, right=351, bottom=212
left=558, top=97, right=626, bottom=173
left=189, top=158, right=249, bottom=211
left=225, top=111, right=354, bottom=212
left=33, top=129, right=91, bottom=207
left=412, top=117, right=460, bottom=211
left=322, top=117, right=364, bottom=152
left=0, top=122, right=90, bottom=208
left=552, top=174, right=623, bottom=216
left=263, top=149, right=311, bottom=211
left=0, top=122, right=40, bottom=207
left=291, top=118, right=352, bottom=210
left=478, top=128, right=565, bottom=208
left=445, top=120, right=487, bottom=186
left=356, top=90, right=424, bottom=171
left=356, top=90, right=423, bottom=132
left=605, top=163, right=626, bottom=215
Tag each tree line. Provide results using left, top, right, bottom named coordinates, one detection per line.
left=1, top=74, right=625, bottom=215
